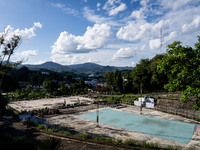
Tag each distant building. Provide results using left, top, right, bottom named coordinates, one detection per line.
left=41, top=72, right=50, bottom=75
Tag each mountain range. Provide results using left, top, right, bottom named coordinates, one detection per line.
left=22, top=61, right=133, bottom=74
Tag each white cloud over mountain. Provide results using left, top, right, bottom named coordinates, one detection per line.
left=21, top=50, right=38, bottom=56
left=50, top=0, right=200, bottom=66
left=51, top=24, right=112, bottom=63
left=112, top=47, right=136, bottom=60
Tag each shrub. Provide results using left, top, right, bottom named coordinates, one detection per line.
left=75, top=133, right=92, bottom=139
left=123, top=139, right=136, bottom=146
left=38, top=137, right=62, bottom=150
left=115, top=139, right=122, bottom=144
left=94, top=136, right=106, bottom=141
left=59, top=130, right=71, bottom=135
left=47, top=128, right=58, bottom=132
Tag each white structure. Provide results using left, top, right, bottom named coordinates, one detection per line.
left=134, top=96, right=155, bottom=108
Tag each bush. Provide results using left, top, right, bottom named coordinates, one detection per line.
left=0, top=93, right=8, bottom=108
left=47, top=128, right=58, bottom=132
left=38, top=137, right=62, bottom=150
left=123, top=139, right=136, bottom=146
left=59, top=130, right=71, bottom=135
left=94, top=136, right=106, bottom=141
left=115, top=139, right=122, bottom=144
left=75, top=133, right=92, bottom=139
left=0, top=133, right=36, bottom=150
left=38, top=124, right=47, bottom=130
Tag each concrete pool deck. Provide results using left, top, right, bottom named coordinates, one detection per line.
left=45, top=106, right=200, bottom=149
left=8, top=96, right=200, bottom=149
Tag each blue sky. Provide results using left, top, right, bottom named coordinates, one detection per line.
left=0, top=0, right=200, bottom=67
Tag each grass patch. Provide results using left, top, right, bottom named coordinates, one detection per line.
left=140, top=141, right=159, bottom=148
left=59, top=130, right=71, bottom=135
left=47, top=128, right=58, bottom=132
left=38, top=137, right=62, bottom=150
left=123, top=139, right=136, bottom=146
left=75, top=133, right=92, bottom=139
left=115, top=139, right=122, bottom=144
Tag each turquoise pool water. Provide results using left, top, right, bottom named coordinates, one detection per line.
left=79, top=109, right=196, bottom=144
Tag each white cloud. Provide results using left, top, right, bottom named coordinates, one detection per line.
left=112, top=47, right=136, bottom=60
left=117, top=21, right=151, bottom=42
left=77, top=24, right=112, bottom=50
left=182, top=16, right=200, bottom=33
left=161, top=0, right=192, bottom=10
left=97, top=2, right=101, bottom=11
left=103, top=0, right=127, bottom=16
left=51, top=24, right=112, bottom=55
left=83, top=7, right=109, bottom=24
left=149, top=31, right=177, bottom=50
left=163, top=31, right=177, bottom=43
left=149, top=38, right=160, bottom=50
left=21, top=50, right=38, bottom=56
left=83, top=7, right=121, bottom=26
left=51, top=3, right=78, bottom=16
left=87, top=57, right=100, bottom=63
left=14, top=22, right=42, bottom=41
left=108, top=3, right=127, bottom=16
left=1, top=22, right=42, bottom=42
left=130, top=8, right=145, bottom=19
left=51, top=0, right=200, bottom=66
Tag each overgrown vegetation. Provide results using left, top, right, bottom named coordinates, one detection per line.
left=0, top=132, right=62, bottom=150
left=98, top=95, right=139, bottom=105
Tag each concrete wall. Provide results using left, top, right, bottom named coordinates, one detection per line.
left=156, top=99, right=200, bottom=120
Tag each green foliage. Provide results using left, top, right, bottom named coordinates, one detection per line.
left=42, top=80, right=59, bottom=94
left=24, top=120, right=40, bottom=127
left=94, top=136, right=106, bottom=141
left=98, top=95, right=139, bottom=105
left=105, top=54, right=167, bottom=94
left=140, top=141, right=159, bottom=148
left=58, top=130, right=71, bottom=135
left=0, top=133, right=36, bottom=150
left=38, top=124, right=48, bottom=130
left=123, top=139, right=136, bottom=146
left=75, top=133, right=92, bottom=139
left=105, top=70, right=123, bottom=93
left=0, top=92, right=8, bottom=108
left=158, top=36, right=200, bottom=110
left=38, top=137, right=62, bottom=150
left=47, top=128, right=58, bottom=132
left=0, top=32, right=21, bottom=90
left=115, top=139, right=122, bottom=144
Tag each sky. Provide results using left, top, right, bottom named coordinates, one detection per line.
left=0, top=0, right=200, bottom=67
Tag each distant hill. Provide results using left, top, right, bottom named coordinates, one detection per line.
left=21, top=61, right=133, bottom=74
left=24, top=61, right=73, bottom=72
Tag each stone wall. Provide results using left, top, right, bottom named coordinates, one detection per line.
left=156, top=99, right=200, bottom=120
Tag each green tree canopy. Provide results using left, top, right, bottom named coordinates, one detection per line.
left=158, top=36, right=200, bottom=110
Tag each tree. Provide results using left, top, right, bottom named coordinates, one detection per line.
left=158, top=36, right=200, bottom=110
left=132, top=59, right=151, bottom=94
left=150, top=54, right=168, bottom=92
left=105, top=71, right=114, bottom=92
left=42, top=80, right=59, bottom=94
left=0, top=28, right=21, bottom=89
left=113, top=70, right=123, bottom=93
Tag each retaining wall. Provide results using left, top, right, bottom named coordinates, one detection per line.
left=156, top=99, right=200, bottom=120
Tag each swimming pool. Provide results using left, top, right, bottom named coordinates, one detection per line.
left=79, top=109, right=196, bottom=144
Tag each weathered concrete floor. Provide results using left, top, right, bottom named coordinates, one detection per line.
left=46, top=105, right=200, bottom=150
left=8, top=96, right=200, bottom=149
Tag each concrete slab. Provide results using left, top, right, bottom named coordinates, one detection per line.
left=8, top=96, right=200, bottom=149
